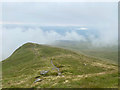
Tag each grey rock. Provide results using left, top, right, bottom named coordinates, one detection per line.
left=40, top=70, right=49, bottom=75
left=34, top=78, right=42, bottom=83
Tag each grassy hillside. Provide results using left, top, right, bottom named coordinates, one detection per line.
left=51, top=41, right=118, bottom=63
left=2, top=43, right=118, bottom=88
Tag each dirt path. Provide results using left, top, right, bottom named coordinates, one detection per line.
left=3, top=62, right=117, bottom=87
left=44, top=70, right=117, bottom=80
left=31, top=70, right=117, bottom=87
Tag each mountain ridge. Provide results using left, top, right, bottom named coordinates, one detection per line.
left=2, top=42, right=118, bottom=88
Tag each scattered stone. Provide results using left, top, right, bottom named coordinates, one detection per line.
left=33, top=59, right=63, bottom=84
left=34, top=78, right=42, bottom=83
left=40, top=70, right=49, bottom=75
left=51, top=60, right=62, bottom=76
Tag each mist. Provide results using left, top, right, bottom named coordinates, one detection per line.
left=1, top=25, right=118, bottom=60
left=1, top=2, right=118, bottom=60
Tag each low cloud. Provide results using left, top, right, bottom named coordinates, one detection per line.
left=2, top=27, right=87, bottom=60
left=76, top=27, right=88, bottom=30
left=1, top=26, right=118, bottom=60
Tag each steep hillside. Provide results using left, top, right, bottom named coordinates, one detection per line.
left=2, top=43, right=118, bottom=88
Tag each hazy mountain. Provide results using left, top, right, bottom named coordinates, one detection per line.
left=51, top=40, right=118, bottom=63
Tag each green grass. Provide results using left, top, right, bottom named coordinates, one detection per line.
left=2, top=42, right=118, bottom=88
left=57, top=73, right=118, bottom=88
left=51, top=41, right=118, bottom=63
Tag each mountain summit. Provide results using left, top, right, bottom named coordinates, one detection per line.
left=2, top=43, right=118, bottom=88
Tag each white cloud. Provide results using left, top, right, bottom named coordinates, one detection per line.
left=76, top=27, right=88, bottom=30
left=2, top=25, right=118, bottom=61
left=1, top=2, right=118, bottom=61
left=2, top=27, right=87, bottom=60
left=63, top=31, right=86, bottom=41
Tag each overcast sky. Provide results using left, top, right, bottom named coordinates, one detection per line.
left=1, top=2, right=118, bottom=60
left=2, top=2, right=118, bottom=26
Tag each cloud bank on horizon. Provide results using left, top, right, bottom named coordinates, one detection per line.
left=1, top=2, right=118, bottom=60
left=2, top=25, right=118, bottom=60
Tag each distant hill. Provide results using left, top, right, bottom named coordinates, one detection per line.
left=51, top=40, right=118, bottom=63
left=2, top=43, right=118, bottom=88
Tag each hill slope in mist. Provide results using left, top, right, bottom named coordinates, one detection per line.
left=51, top=40, right=118, bottom=63
left=2, top=43, right=118, bottom=88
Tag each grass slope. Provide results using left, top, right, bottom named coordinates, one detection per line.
left=2, top=43, right=118, bottom=88
left=51, top=41, right=118, bottom=63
